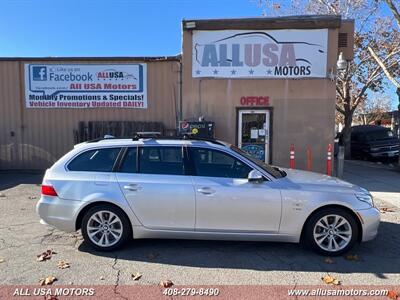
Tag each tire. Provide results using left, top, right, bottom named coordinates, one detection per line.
left=304, top=207, right=359, bottom=256
left=81, top=204, right=132, bottom=251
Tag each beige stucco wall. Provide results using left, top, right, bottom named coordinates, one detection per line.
left=0, top=19, right=348, bottom=172
left=0, top=59, right=180, bottom=169
left=182, top=28, right=339, bottom=173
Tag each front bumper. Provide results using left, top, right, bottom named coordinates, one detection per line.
left=356, top=207, right=381, bottom=242
left=36, top=196, right=82, bottom=232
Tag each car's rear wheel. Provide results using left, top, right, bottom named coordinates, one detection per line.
left=81, top=204, right=131, bottom=251
left=305, top=207, right=359, bottom=256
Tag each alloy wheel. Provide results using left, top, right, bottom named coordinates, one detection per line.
left=313, top=214, right=352, bottom=252
left=86, top=210, right=123, bottom=247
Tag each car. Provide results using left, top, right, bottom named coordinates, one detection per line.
left=36, top=135, right=380, bottom=256
left=350, top=125, right=399, bottom=160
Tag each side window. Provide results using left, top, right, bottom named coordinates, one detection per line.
left=68, top=148, right=121, bottom=172
left=119, top=147, right=137, bottom=173
left=139, top=147, right=184, bottom=175
left=189, top=148, right=252, bottom=179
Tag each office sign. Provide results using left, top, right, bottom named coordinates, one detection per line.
left=25, top=64, right=147, bottom=108
left=192, top=29, right=328, bottom=78
left=240, top=96, right=270, bottom=106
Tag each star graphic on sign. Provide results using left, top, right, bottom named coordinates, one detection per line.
left=213, top=69, right=218, bottom=75
left=195, top=70, right=201, bottom=75
left=266, top=69, right=273, bottom=75
left=249, top=69, right=254, bottom=75
left=231, top=69, right=237, bottom=75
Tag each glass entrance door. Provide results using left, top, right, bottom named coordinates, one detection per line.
left=238, top=110, right=270, bottom=163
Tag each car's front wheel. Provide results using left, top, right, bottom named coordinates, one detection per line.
left=81, top=204, right=131, bottom=251
left=305, top=207, right=359, bottom=256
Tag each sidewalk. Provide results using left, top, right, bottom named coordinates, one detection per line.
left=342, top=160, right=400, bottom=208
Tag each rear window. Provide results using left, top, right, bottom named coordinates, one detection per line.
left=68, top=148, right=121, bottom=172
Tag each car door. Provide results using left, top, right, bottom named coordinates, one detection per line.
left=187, top=147, right=282, bottom=232
left=116, top=146, right=195, bottom=230
left=351, top=132, right=361, bottom=156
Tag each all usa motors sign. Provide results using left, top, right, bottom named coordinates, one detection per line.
left=25, top=64, right=147, bottom=108
left=192, top=29, right=328, bottom=78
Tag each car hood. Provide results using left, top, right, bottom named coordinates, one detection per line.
left=280, top=168, right=364, bottom=194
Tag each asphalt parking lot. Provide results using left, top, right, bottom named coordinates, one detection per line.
left=0, top=162, right=399, bottom=287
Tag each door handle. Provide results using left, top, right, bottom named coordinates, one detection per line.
left=123, top=184, right=142, bottom=191
left=197, top=187, right=215, bottom=195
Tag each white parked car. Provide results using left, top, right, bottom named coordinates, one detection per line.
left=37, top=136, right=380, bottom=256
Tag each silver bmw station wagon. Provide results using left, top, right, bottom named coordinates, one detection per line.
left=36, top=135, right=380, bottom=256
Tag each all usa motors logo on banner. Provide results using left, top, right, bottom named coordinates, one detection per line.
left=192, top=29, right=328, bottom=78
left=25, top=64, right=147, bottom=108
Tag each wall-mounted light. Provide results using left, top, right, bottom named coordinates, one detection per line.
left=328, top=52, right=348, bottom=81
left=336, top=52, right=348, bottom=71
left=185, top=21, right=196, bottom=29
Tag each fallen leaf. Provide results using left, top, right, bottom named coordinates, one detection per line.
left=388, top=290, right=398, bottom=300
left=57, top=260, right=70, bottom=269
left=345, top=254, right=360, bottom=261
left=131, top=273, right=142, bottom=281
left=321, top=274, right=341, bottom=285
left=28, top=196, right=37, bottom=200
left=160, top=280, right=174, bottom=288
left=147, top=253, right=159, bottom=260
left=324, top=258, right=334, bottom=264
left=100, top=276, right=105, bottom=280
left=380, top=207, right=395, bottom=213
left=37, top=249, right=56, bottom=262
left=39, top=275, right=57, bottom=285
left=0, top=258, right=5, bottom=263
left=0, top=193, right=6, bottom=198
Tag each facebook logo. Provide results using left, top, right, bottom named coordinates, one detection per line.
left=32, top=66, right=47, bottom=81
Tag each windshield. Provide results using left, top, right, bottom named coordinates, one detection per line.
left=230, top=145, right=285, bottom=178
left=364, top=129, right=395, bottom=141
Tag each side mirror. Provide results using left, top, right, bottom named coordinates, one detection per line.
left=248, top=170, right=263, bottom=183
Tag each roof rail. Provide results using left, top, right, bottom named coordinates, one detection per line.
left=86, top=135, right=119, bottom=143
left=85, top=133, right=226, bottom=146
left=179, top=134, right=226, bottom=146
left=132, top=132, right=162, bottom=140
left=137, top=134, right=226, bottom=146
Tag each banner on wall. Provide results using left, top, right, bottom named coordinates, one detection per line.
left=24, top=64, right=147, bottom=108
left=192, top=29, right=328, bottom=78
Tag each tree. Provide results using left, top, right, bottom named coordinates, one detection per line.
left=257, top=0, right=400, bottom=158
left=367, top=0, right=400, bottom=127
left=385, top=0, right=400, bottom=28
left=354, top=95, right=392, bottom=125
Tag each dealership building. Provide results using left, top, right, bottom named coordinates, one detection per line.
left=0, top=15, right=353, bottom=173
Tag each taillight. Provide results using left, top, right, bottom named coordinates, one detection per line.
left=41, top=185, right=58, bottom=197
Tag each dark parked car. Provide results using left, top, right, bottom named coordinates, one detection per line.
left=350, top=125, right=399, bottom=160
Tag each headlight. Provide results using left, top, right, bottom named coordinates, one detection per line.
left=355, top=193, right=374, bottom=207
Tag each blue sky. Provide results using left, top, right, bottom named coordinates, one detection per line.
left=0, top=0, right=397, bottom=107
left=0, top=0, right=262, bottom=57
